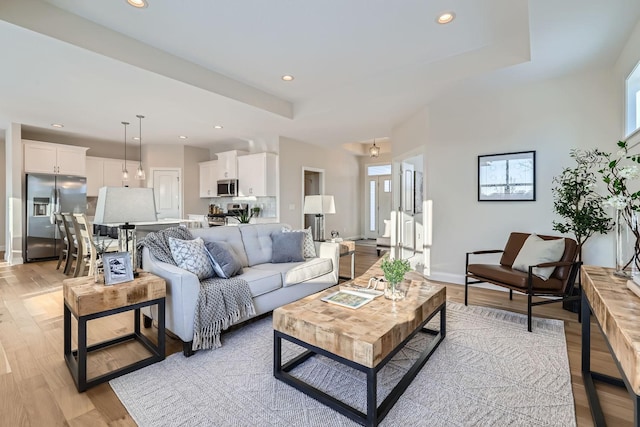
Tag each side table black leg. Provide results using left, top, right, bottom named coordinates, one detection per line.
left=273, top=331, right=282, bottom=376
left=134, top=308, right=140, bottom=335
left=158, top=299, right=165, bottom=357
left=78, top=316, right=87, bottom=392
left=63, top=305, right=71, bottom=359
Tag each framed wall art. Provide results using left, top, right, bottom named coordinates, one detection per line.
left=478, top=151, right=536, bottom=201
left=102, top=251, right=134, bottom=285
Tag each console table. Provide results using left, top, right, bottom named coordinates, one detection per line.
left=581, top=266, right=640, bottom=426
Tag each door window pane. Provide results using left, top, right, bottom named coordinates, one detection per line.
left=384, top=179, right=391, bottom=192
left=369, top=180, right=376, bottom=232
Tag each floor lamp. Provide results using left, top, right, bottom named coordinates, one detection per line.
left=94, top=187, right=158, bottom=271
left=303, top=195, right=336, bottom=241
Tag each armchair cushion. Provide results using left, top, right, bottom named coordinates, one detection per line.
left=511, top=234, right=566, bottom=280
left=168, top=237, right=215, bottom=280
left=467, top=263, right=564, bottom=292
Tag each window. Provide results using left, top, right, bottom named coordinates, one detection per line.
left=367, top=164, right=391, bottom=176
left=626, top=61, right=640, bottom=137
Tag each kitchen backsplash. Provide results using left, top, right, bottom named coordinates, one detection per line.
left=212, top=196, right=277, bottom=217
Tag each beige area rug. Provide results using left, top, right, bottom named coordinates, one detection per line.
left=110, top=302, right=576, bottom=426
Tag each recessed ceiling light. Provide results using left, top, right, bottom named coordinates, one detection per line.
left=127, top=0, right=148, bottom=8
left=133, top=137, right=140, bottom=140
left=214, top=125, right=223, bottom=129
left=281, top=75, right=294, bottom=81
left=436, top=12, right=455, bottom=24
left=51, top=123, right=64, bottom=128
left=179, top=135, right=188, bottom=140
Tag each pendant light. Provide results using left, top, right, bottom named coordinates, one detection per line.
left=369, top=139, right=380, bottom=158
left=135, top=114, right=146, bottom=180
left=122, top=121, right=130, bottom=181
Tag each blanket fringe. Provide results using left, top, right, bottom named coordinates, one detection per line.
left=192, top=303, right=257, bottom=351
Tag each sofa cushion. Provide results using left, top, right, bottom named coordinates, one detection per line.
left=239, top=223, right=287, bottom=266
left=252, top=257, right=333, bottom=287
left=168, top=237, right=215, bottom=280
left=271, top=231, right=305, bottom=263
left=282, top=226, right=316, bottom=258
left=191, top=226, right=249, bottom=267
left=234, top=267, right=282, bottom=297
left=512, top=234, right=565, bottom=280
left=204, top=241, right=243, bottom=279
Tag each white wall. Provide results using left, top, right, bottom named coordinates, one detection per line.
left=183, top=146, right=211, bottom=217
left=279, top=137, right=361, bottom=238
left=393, top=69, right=620, bottom=283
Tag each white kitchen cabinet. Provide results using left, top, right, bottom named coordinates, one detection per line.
left=199, top=160, right=218, bottom=197
left=216, top=150, right=247, bottom=180
left=85, top=157, right=104, bottom=196
left=238, top=152, right=278, bottom=197
left=24, top=140, right=88, bottom=176
left=86, top=157, right=142, bottom=195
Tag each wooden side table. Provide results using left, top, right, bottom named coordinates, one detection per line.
left=338, top=240, right=356, bottom=280
left=63, top=271, right=166, bottom=392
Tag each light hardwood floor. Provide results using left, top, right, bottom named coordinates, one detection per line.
left=0, top=244, right=632, bottom=426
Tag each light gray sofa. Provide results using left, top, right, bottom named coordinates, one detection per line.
left=141, top=223, right=340, bottom=356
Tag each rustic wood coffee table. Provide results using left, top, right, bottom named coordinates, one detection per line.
left=273, top=279, right=446, bottom=427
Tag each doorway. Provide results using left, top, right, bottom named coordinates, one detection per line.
left=151, top=168, right=181, bottom=219
left=364, top=164, right=392, bottom=239
left=302, top=167, right=324, bottom=230
left=393, top=153, right=428, bottom=274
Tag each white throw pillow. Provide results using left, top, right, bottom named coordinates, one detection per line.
left=382, top=219, right=391, bottom=238
left=282, top=226, right=316, bottom=258
left=168, top=237, right=216, bottom=280
left=512, top=234, right=565, bottom=280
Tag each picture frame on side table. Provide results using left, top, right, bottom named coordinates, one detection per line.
left=102, top=251, right=134, bottom=285
left=478, top=151, right=536, bottom=201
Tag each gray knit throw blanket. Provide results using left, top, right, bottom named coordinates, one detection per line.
left=137, top=227, right=255, bottom=351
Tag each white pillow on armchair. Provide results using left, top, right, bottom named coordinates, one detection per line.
left=382, top=219, right=391, bottom=238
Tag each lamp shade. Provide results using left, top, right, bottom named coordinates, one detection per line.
left=94, top=187, right=158, bottom=224
left=303, top=195, right=336, bottom=215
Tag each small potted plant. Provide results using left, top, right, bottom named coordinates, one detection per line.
left=380, top=256, right=411, bottom=301
left=251, top=206, right=261, bottom=218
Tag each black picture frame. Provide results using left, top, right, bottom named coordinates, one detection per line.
left=478, top=151, right=536, bottom=201
left=102, top=251, right=134, bottom=285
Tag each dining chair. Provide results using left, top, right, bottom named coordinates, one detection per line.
left=73, top=213, right=118, bottom=276
left=54, top=212, right=71, bottom=272
left=60, top=213, right=79, bottom=275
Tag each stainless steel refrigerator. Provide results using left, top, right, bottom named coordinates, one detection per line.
left=25, top=174, right=87, bottom=262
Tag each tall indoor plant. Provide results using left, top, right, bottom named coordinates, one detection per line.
left=552, top=149, right=613, bottom=258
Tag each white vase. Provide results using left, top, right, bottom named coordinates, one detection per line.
left=615, top=209, right=640, bottom=278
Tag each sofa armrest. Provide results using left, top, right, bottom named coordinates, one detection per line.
left=141, top=247, right=200, bottom=343
left=315, top=241, right=340, bottom=284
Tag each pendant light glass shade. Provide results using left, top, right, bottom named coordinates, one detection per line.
left=136, top=114, right=146, bottom=180
left=122, top=121, right=129, bottom=181
left=369, top=139, right=380, bottom=158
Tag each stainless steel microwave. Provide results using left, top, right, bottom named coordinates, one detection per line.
left=217, top=179, right=238, bottom=197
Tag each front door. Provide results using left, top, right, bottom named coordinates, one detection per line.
left=365, top=173, right=392, bottom=239
left=152, top=169, right=181, bottom=219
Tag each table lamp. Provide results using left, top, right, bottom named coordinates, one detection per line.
left=303, top=195, right=336, bottom=241
left=93, top=187, right=158, bottom=270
